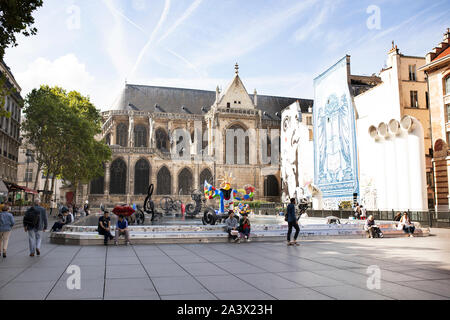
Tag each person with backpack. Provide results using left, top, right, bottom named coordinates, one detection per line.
left=286, top=198, right=300, bottom=246
left=0, top=205, right=15, bottom=258
left=23, top=198, right=48, bottom=257
left=83, top=200, right=90, bottom=216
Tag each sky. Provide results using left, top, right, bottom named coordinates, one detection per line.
left=4, top=0, right=450, bottom=111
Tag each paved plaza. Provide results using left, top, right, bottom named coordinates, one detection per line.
left=0, top=225, right=449, bottom=300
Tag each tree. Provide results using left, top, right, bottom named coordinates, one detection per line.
left=0, top=0, right=43, bottom=59
left=0, top=0, right=43, bottom=115
left=22, top=85, right=111, bottom=203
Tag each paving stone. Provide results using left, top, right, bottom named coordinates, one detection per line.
left=234, top=273, right=301, bottom=291
left=144, top=263, right=190, bottom=277
left=214, top=290, right=275, bottom=300
left=151, top=276, right=207, bottom=295
left=104, top=278, right=158, bottom=298
left=403, top=269, right=450, bottom=280
left=0, top=280, right=56, bottom=300
left=106, top=264, right=147, bottom=279
left=196, top=275, right=257, bottom=293
left=106, top=256, right=141, bottom=265
left=160, top=292, right=218, bottom=300
left=71, top=257, right=106, bottom=266
left=14, top=267, right=66, bottom=282
left=171, top=255, right=209, bottom=264
left=46, top=279, right=104, bottom=300
left=214, top=261, right=267, bottom=274
left=277, top=271, right=345, bottom=287
left=313, top=284, right=393, bottom=300
left=267, top=287, right=334, bottom=300
left=400, top=280, right=450, bottom=298
left=180, top=262, right=230, bottom=276
left=59, top=265, right=105, bottom=281
left=375, top=281, right=448, bottom=300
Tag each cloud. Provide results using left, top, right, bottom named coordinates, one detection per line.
left=190, top=0, right=318, bottom=68
left=130, top=0, right=172, bottom=77
left=15, top=54, right=95, bottom=99
left=293, top=2, right=332, bottom=42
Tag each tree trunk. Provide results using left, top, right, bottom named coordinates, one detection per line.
left=73, top=181, right=78, bottom=206
left=43, top=174, right=49, bottom=203
left=50, top=175, right=56, bottom=204
left=33, top=162, right=42, bottom=191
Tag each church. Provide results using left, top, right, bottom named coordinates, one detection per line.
left=87, top=64, right=313, bottom=206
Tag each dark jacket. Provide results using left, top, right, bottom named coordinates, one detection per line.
left=239, top=217, right=251, bottom=230
left=26, top=206, right=48, bottom=231
left=286, top=204, right=297, bottom=223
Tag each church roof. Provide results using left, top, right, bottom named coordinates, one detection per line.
left=110, top=83, right=313, bottom=119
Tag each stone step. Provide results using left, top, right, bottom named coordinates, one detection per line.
left=50, top=226, right=430, bottom=245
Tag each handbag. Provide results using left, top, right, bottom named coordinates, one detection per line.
left=230, top=230, right=239, bottom=236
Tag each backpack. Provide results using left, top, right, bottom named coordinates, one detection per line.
left=23, top=206, right=40, bottom=229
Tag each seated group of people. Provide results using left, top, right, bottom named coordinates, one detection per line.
left=364, top=211, right=416, bottom=238
left=97, top=211, right=131, bottom=246
left=225, top=210, right=251, bottom=243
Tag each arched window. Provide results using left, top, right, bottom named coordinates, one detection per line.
left=116, top=123, right=128, bottom=147
left=178, top=168, right=193, bottom=195
left=199, top=168, right=213, bottom=190
left=110, top=158, right=127, bottom=194
left=134, top=158, right=150, bottom=195
left=226, top=124, right=249, bottom=165
left=264, top=175, right=280, bottom=197
left=134, top=125, right=147, bottom=147
left=156, top=128, right=169, bottom=152
left=156, top=166, right=171, bottom=195
left=90, top=166, right=105, bottom=195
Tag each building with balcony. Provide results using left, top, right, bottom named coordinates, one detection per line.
left=0, top=59, right=22, bottom=186
left=419, top=28, right=450, bottom=211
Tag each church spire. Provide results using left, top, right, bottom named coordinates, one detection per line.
left=234, top=62, right=239, bottom=75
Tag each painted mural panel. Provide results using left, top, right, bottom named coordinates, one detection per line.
left=280, top=101, right=314, bottom=203
left=313, top=56, right=359, bottom=209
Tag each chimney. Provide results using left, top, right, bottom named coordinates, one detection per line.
left=215, top=85, right=220, bottom=104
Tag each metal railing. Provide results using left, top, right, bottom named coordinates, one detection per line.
left=254, top=207, right=450, bottom=228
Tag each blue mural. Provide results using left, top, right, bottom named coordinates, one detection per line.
left=313, top=56, right=359, bottom=206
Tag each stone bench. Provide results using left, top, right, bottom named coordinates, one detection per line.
left=50, top=222, right=430, bottom=245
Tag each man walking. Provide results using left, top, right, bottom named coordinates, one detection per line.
left=286, top=198, right=300, bottom=246
left=23, top=198, right=48, bottom=257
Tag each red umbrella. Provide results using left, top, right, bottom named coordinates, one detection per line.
left=112, top=205, right=135, bottom=217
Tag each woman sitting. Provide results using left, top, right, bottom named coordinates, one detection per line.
left=398, top=212, right=415, bottom=237
left=239, top=213, right=251, bottom=242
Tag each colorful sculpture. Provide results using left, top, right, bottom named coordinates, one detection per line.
left=203, top=173, right=254, bottom=214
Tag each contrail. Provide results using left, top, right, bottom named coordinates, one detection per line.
left=165, top=47, right=203, bottom=77
left=130, top=0, right=171, bottom=77
left=102, top=0, right=147, bottom=34
left=157, top=0, right=203, bottom=44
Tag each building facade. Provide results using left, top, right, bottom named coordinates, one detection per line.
left=354, top=43, right=434, bottom=208
left=0, top=59, right=22, bottom=184
left=419, top=28, right=450, bottom=211
left=87, top=66, right=313, bottom=207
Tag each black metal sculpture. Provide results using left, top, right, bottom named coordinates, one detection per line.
left=139, top=184, right=157, bottom=221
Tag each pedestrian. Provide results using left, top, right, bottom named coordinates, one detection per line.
left=0, top=205, right=15, bottom=258
left=23, top=198, right=48, bottom=257
left=50, top=207, right=73, bottom=232
left=83, top=200, right=90, bottom=216
left=360, top=205, right=367, bottom=219
left=114, top=215, right=131, bottom=245
left=393, top=212, right=402, bottom=222
left=239, top=213, right=251, bottom=242
left=225, top=210, right=240, bottom=243
left=398, top=212, right=415, bottom=237
left=364, top=215, right=383, bottom=238
left=354, top=203, right=362, bottom=219
left=286, top=198, right=300, bottom=246
left=98, top=210, right=114, bottom=245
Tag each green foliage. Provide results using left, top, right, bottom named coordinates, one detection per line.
left=0, top=0, right=43, bottom=59
left=339, top=201, right=353, bottom=209
left=22, top=85, right=111, bottom=201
